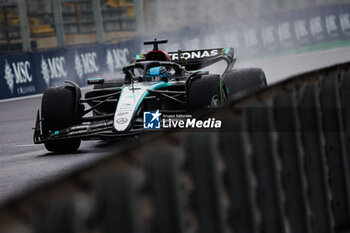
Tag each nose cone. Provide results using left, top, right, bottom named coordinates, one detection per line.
left=114, top=84, right=149, bottom=132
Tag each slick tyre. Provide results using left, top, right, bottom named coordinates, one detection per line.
left=223, top=68, right=267, bottom=97
left=41, top=86, right=82, bottom=153
left=189, top=74, right=225, bottom=110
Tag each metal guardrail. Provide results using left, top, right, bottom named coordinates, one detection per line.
left=61, top=0, right=135, bottom=34
left=1, top=61, right=350, bottom=233
left=0, top=0, right=136, bottom=54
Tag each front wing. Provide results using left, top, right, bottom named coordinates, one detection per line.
left=33, top=110, right=149, bottom=144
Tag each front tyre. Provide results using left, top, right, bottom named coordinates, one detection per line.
left=41, top=86, right=82, bottom=153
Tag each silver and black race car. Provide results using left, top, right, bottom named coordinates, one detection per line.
left=33, top=39, right=267, bottom=152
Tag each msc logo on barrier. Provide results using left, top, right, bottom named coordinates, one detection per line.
left=41, top=56, right=67, bottom=86
left=4, top=59, right=34, bottom=95
left=74, top=51, right=99, bottom=80
left=106, top=48, right=130, bottom=72
left=143, top=110, right=162, bottom=129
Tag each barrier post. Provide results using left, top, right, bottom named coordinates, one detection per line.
left=145, top=150, right=185, bottom=233
left=186, top=133, right=226, bottom=233
left=247, top=101, right=286, bottom=233
left=320, top=76, right=350, bottom=229
left=220, top=115, right=259, bottom=233
left=17, top=0, right=31, bottom=52
left=298, top=83, right=334, bottom=233
left=274, top=92, right=311, bottom=233
left=52, top=0, right=66, bottom=48
left=339, top=72, right=350, bottom=179
left=134, top=0, right=145, bottom=33
left=92, top=0, right=105, bottom=44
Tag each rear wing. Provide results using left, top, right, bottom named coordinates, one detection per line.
left=135, top=47, right=235, bottom=71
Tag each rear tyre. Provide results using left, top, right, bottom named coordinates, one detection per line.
left=188, top=74, right=225, bottom=110
left=41, top=86, right=82, bottom=153
left=223, top=68, right=267, bottom=97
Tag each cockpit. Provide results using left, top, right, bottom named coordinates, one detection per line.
left=123, top=61, right=185, bottom=83
left=144, top=66, right=169, bottom=82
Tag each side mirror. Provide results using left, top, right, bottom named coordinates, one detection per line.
left=197, top=71, right=209, bottom=76
left=87, top=78, right=104, bottom=85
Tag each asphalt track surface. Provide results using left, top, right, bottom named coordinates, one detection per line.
left=0, top=46, right=350, bottom=204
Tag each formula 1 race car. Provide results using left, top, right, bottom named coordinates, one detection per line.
left=33, top=39, right=267, bottom=152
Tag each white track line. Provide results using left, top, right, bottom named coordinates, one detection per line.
left=0, top=93, right=43, bottom=103
left=13, top=144, right=37, bottom=148
left=0, top=86, right=92, bottom=103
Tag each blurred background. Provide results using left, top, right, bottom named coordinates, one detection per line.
left=0, top=0, right=349, bottom=55
left=0, top=0, right=136, bottom=53
left=1, top=0, right=350, bottom=99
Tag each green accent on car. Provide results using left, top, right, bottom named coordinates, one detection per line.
left=126, top=94, right=137, bottom=98
left=220, top=79, right=224, bottom=103
left=135, top=82, right=173, bottom=111
left=225, top=48, right=230, bottom=55
left=54, top=131, right=59, bottom=135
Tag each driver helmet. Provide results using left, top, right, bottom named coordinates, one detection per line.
left=145, top=66, right=168, bottom=82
